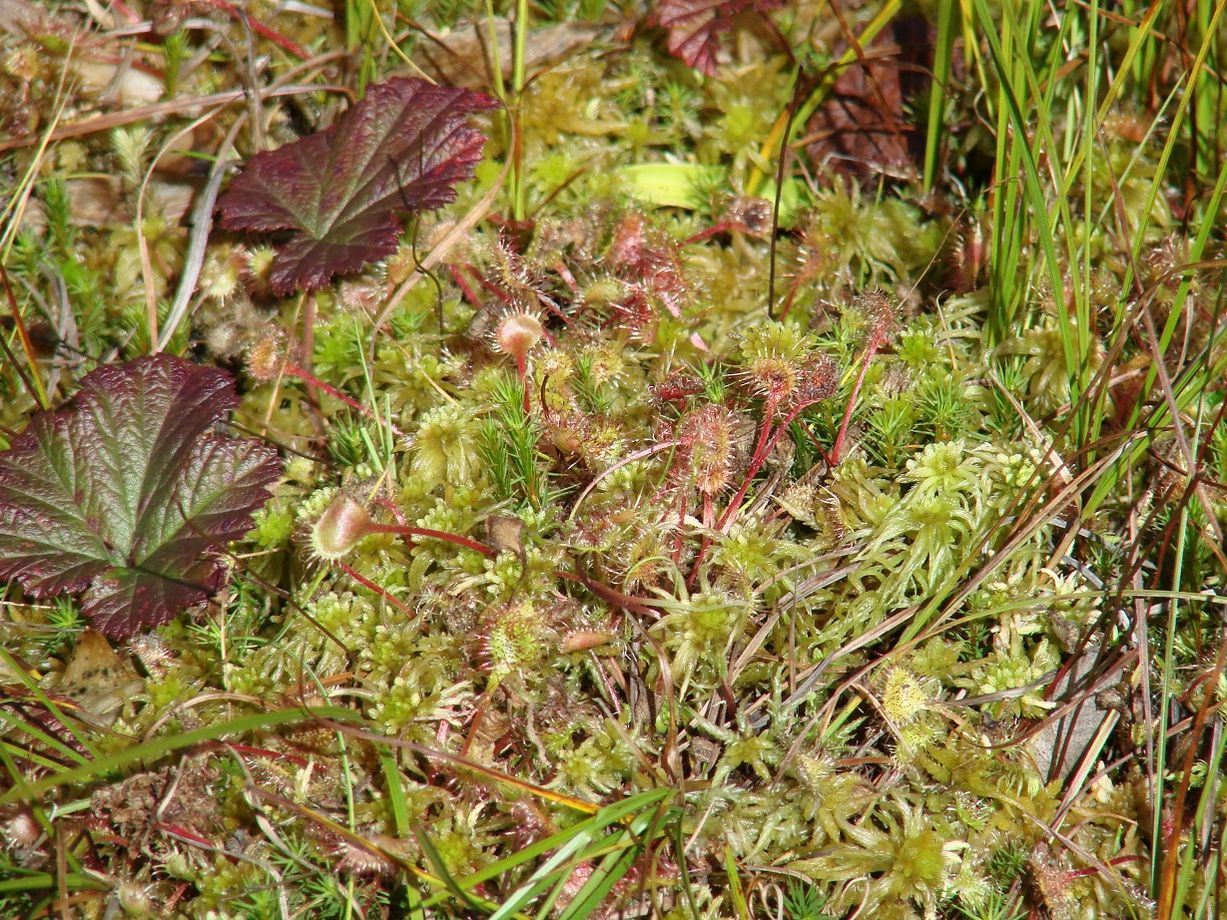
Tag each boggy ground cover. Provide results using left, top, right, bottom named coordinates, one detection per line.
left=0, top=1, right=1225, bottom=918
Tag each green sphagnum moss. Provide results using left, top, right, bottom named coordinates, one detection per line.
left=1, top=2, right=1225, bottom=918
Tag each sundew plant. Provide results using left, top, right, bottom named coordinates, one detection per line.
left=0, top=1, right=1225, bottom=919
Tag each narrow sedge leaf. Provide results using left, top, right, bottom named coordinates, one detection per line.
left=0, top=355, right=282, bottom=638
left=556, top=823, right=649, bottom=920
left=0, top=705, right=358, bottom=806
left=420, top=788, right=671, bottom=910
left=217, top=77, right=498, bottom=295
left=652, top=0, right=784, bottom=76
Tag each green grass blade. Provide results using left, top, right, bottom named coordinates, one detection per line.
left=421, top=788, right=672, bottom=910
left=923, top=0, right=958, bottom=192
left=378, top=746, right=409, bottom=838
left=556, top=803, right=668, bottom=920
left=0, top=705, right=359, bottom=806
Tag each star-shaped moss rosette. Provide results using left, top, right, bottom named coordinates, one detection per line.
left=0, top=355, right=282, bottom=638
left=216, top=77, right=498, bottom=295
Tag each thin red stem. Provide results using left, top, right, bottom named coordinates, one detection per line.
left=688, top=400, right=781, bottom=582
left=284, top=363, right=405, bottom=437
left=716, top=398, right=779, bottom=532
left=829, top=341, right=879, bottom=467
left=555, top=569, right=660, bottom=618
left=109, top=0, right=141, bottom=22
left=376, top=495, right=411, bottom=528
left=671, top=489, right=689, bottom=564
left=338, top=561, right=417, bottom=616
left=682, top=220, right=736, bottom=247
left=206, top=0, right=311, bottom=58
left=553, top=260, right=580, bottom=295
left=370, top=524, right=496, bottom=558
left=685, top=492, right=718, bottom=589
left=775, top=273, right=806, bottom=322
left=0, top=265, right=48, bottom=409
left=448, top=263, right=483, bottom=306
left=155, top=822, right=215, bottom=848
left=516, top=352, right=531, bottom=414
left=475, top=271, right=515, bottom=307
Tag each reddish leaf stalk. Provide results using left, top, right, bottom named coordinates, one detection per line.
left=688, top=401, right=787, bottom=585
left=690, top=390, right=827, bottom=585
left=110, top=0, right=141, bottom=23
left=376, top=495, right=411, bottom=528
left=368, top=523, right=496, bottom=558
left=155, top=822, right=215, bottom=848
left=337, top=561, right=417, bottom=617
left=475, top=270, right=517, bottom=307
left=201, top=0, right=311, bottom=59
left=775, top=273, right=807, bottom=322
left=716, top=395, right=784, bottom=532
left=682, top=220, right=740, bottom=247
left=671, top=488, right=690, bottom=563
left=202, top=741, right=309, bottom=766
left=516, top=352, right=531, bottom=415
left=280, top=362, right=404, bottom=437
left=553, top=260, right=580, bottom=295
left=448, top=263, right=483, bottom=306
left=555, top=569, right=660, bottom=618
left=829, top=336, right=881, bottom=467
left=315, top=495, right=493, bottom=595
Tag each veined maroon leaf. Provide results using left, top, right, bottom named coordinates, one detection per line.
left=652, top=0, right=784, bottom=76
left=216, top=77, right=498, bottom=295
left=804, top=16, right=935, bottom=181
left=0, top=356, right=282, bottom=638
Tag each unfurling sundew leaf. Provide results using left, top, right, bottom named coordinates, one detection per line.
left=0, top=355, right=282, bottom=638
left=216, top=77, right=498, bottom=295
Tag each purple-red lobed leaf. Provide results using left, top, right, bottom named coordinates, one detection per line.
left=0, top=355, right=282, bottom=638
left=217, top=77, right=498, bottom=295
left=652, top=0, right=784, bottom=76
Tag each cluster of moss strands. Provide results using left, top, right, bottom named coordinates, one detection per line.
left=2, top=0, right=1227, bottom=918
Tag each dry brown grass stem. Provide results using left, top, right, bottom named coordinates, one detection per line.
left=0, top=82, right=353, bottom=153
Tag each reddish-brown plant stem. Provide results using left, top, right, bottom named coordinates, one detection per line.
left=775, top=273, right=808, bottom=322
left=715, top=396, right=782, bottom=533
left=0, top=265, right=47, bottom=409
left=829, top=337, right=881, bottom=467
left=553, top=260, right=580, bottom=295
left=367, top=523, right=496, bottom=558
left=689, top=396, right=822, bottom=586
left=475, top=270, right=516, bottom=307
left=682, top=220, right=740, bottom=247
left=203, top=0, right=311, bottom=59
left=448, top=264, right=483, bottom=306
left=516, top=352, right=531, bottom=414
left=376, top=495, right=411, bottom=528
left=671, top=488, right=689, bottom=563
left=684, top=405, right=779, bottom=585
left=337, top=561, right=417, bottom=616
left=280, top=362, right=406, bottom=438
